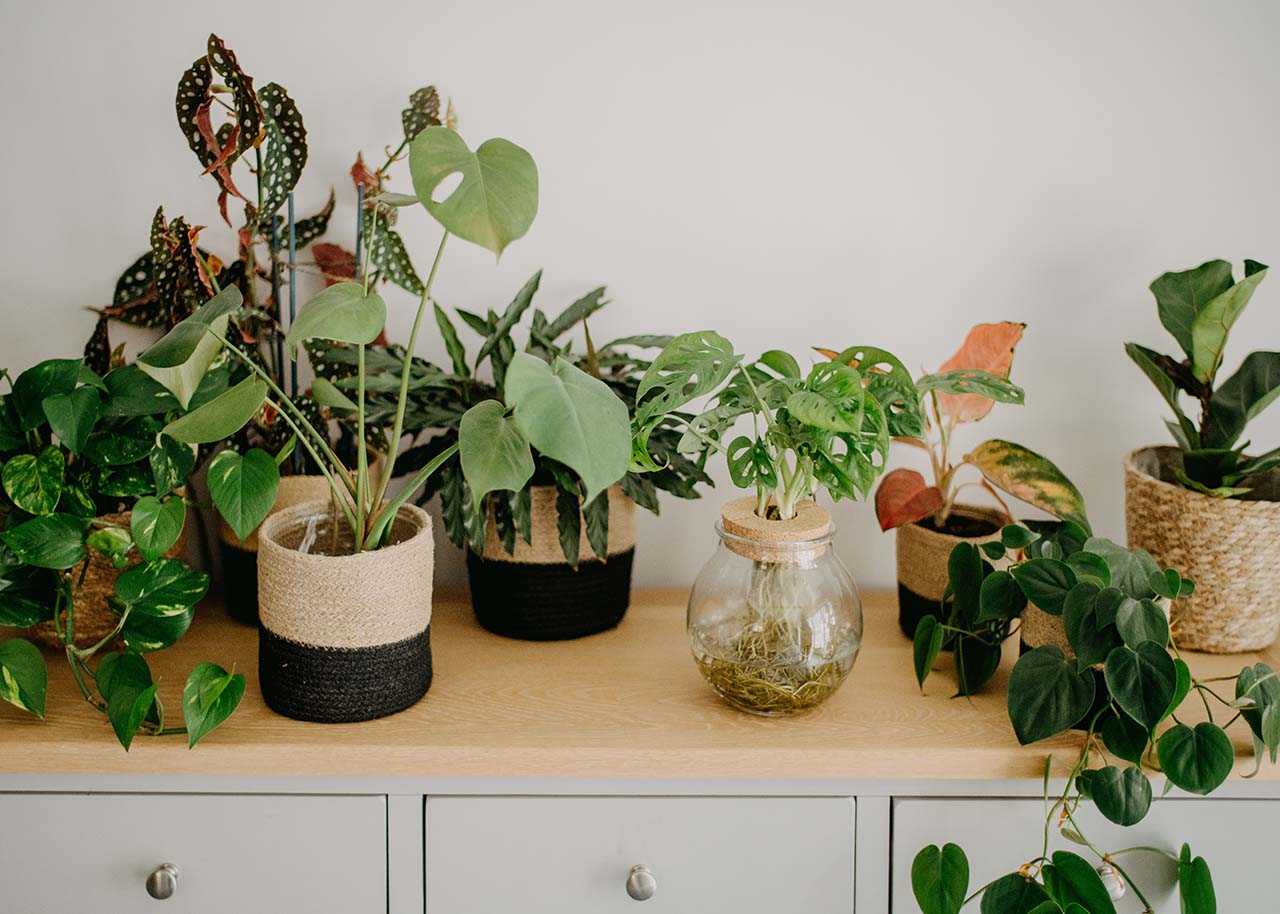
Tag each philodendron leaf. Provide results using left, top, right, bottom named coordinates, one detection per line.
left=163, top=376, right=268, bottom=445
left=97, top=651, right=157, bottom=751
left=1158, top=722, right=1234, bottom=795
left=0, top=638, right=47, bottom=718
left=12, top=358, right=81, bottom=430
left=0, top=514, right=89, bottom=569
left=409, top=126, right=539, bottom=257
left=122, top=606, right=195, bottom=653
left=1105, top=643, right=1176, bottom=731
left=1090, top=765, right=1152, bottom=826
left=2, top=446, right=65, bottom=515
left=1008, top=647, right=1095, bottom=744
left=137, top=286, right=241, bottom=408
left=504, top=352, right=630, bottom=504
left=913, top=615, right=944, bottom=688
left=286, top=281, right=387, bottom=357
left=1178, top=844, right=1217, bottom=914
left=1189, top=260, right=1267, bottom=383
left=1062, top=581, right=1118, bottom=670
left=1010, top=558, right=1077, bottom=615
left=1083, top=537, right=1161, bottom=599
left=1236, top=663, right=1280, bottom=762
left=1101, top=709, right=1150, bottom=765
left=458, top=400, right=535, bottom=508
left=1116, top=598, right=1169, bottom=648
left=980, top=872, right=1050, bottom=914
left=207, top=448, right=281, bottom=543
left=130, top=496, right=186, bottom=562
left=910, top=843, right=969, bottom=914
left=964, top=440, right=1089, bottom=531
left=978, top=570, right=1027, bottom=622
left=113, top=558, right=210, bottom=619
left=183, top=662, right=246, bottom=748
left=42, top=386, right=101, bottom=455
left=1042, top=851, right=1118, bottom=914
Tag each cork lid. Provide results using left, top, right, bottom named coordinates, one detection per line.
left=718, top=497, right=833, bottom=562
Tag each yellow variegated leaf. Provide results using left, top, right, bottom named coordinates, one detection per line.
left=964, top=439, right=1089, bottom=531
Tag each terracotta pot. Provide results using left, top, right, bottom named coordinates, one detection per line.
left=894, top=504, right=1004, bottom=638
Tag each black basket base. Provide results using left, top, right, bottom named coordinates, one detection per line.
left=898, top=581, right=949, bottom=639
left=259, top=625, right=433, bottom=723
left=219, top=541, right=261, bottom=626
left=467, top=548, right=634, bottom=641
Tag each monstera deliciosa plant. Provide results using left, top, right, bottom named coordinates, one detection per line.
left=910, top=521, right=1277, bottom=914
left=0, top=358, right=243, bottom=749
left=1126, top=259, right=1279, bottom=495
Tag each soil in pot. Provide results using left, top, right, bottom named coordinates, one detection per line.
left=895, top=505, right=1004, bottom=639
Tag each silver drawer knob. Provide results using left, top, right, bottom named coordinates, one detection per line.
left=626, top=864, right=656, bottom=901
left=146, top=863, right=180, bottom=900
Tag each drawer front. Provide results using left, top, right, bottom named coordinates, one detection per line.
left=426, top=796, right=855, bottom=913
left=892, top=797, right=1279, bottom=912
left=0, top=793, right=385, bottom=913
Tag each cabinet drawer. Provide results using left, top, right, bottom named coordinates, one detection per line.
left=0, top=793, right=385, bottom=913
left=892, top=797, right=1279, bottom=912
left=426, top=796, right=855, bottom=913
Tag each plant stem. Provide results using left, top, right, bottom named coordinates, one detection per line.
left=266, top=397, right=360, bottom=539
left=355, top=343, right=368, bottom=551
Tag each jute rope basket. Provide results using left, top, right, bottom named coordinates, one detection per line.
left=1125, top=446, right=1280, bottom=653
left=257, top=499, right=435, bottom=722
left=31, top=508, right=189, bottom=651
left=1021, top=599, right=1171, bottom=664
left=895, top=504, right=1005, bottom=637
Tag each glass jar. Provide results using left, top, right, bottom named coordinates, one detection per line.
left=688, top=500, right=863, bottom=716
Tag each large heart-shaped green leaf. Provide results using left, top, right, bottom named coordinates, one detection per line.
left=206, top=448, right=281, bottom=543
left=162, top=376, right=268, bottom=445
left=130, top=495, right=186, bottom=562
left=910, top=843, right=969, bottom=914
left=96, top=651, right=157, bottom=750
left=1190, top=260, right=1267, bottom=383
left=285, top=281, right=387, bottom=357
left=1083, top=537, right=1160, bottom=599
left=183, top=662, right=246, bottom=748
left=980, top=872, right=1050, bottom=914
left=1105, top=643, right=1176, bottom=731
left=1158, top=722, right=1234, bottom=795
left=0, top=514, right=89, bottom=569
left=121, top=605, right=195, bottom=653
left=42, top=386, right=101, bottom=455
left=102, top=365, right=180, bottom=418
left=458, top=400, right=535, bottom=508
left=2, top=446, right=65, bottom=515
left=1062, top=581, right=1119, bottom=670
left=1101, top=709, right=1150, bottom=765
left=1090, top=765, right=1152, bottom=826
left=138, top=286, right=241, bottom=408
left=964, top=440, right=1089, bottom=531
left=1116, top=598, right=1169, bottom=648
left=0, top=638, right=46, bottom=718
left=1042, top=851, right=1118, bottom=914
left=504, top=352, right=630, bottom=504
left=12, top=359, right=81, bottom=430
left=1007, top=646, right=1095, bottom=744
left=410, top=126, right=538, bottom=257
left=112, top=558, right=209, bottom=618
left=1011, top=558, right=1077, bottom=615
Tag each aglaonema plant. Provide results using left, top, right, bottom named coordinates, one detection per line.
left=1126, top=258, right=1280, bottom=496
left=0, top=358, right=243, bottom=749
left=819, top=323, right=1089, bottom=533
left=909, top=521, right=1277, bottom=913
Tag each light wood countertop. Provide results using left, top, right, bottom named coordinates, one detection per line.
left=2, top=590, right=1276, bottom=781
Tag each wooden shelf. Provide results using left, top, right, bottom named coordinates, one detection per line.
left=2, top=590, right=1276, bottom=780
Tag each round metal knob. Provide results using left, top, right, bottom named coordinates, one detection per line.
left=145, top=863, right=179, bottom=900
left=626, top=864, right=656, bottom=901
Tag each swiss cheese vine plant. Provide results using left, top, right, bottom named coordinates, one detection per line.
left=820, top=323, right=1088, bottom=534
left=909, top=520, right=1277, bottom=913
left=0, top=358, right=243, bottom=749
left=1126, top=258, right=1280, bottom=496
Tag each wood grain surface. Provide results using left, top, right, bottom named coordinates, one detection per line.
left=2, top=590, right=1276, bottom=780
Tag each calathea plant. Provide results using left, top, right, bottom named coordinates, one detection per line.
left=911, top=522, right=1276, bottom=914
left=0, top=358, right=243, bottom=749
left=1126, top=259, right=1279, bottom=495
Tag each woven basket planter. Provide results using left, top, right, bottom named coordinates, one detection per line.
left=257, top=499, right=434, bottom=723
left=31, top=508, right=189, bottom=652
left=1021, top=599, right=1171, bottom=662
left=218, top=474, right=334, bottom=625
left=1125, top=446, right=1280, bottom=653
left=895, top=504, right=1004, bottom=638
left=467, top=484, right=635, bottom=641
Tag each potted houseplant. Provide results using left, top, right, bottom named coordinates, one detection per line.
left=0, top=358, right=243, bottom=749
left=821, top=324, right=1087, bottom=638
left=628, top=334, right=947, bottom=714
left=909, top=522, right=1275, bottom=914
left=327, top=281, right=710, bottom=640
left=1125, top=258, right=1280, bottom=652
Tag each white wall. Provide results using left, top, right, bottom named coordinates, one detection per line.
left=2, top=0, right=1278, bottom=590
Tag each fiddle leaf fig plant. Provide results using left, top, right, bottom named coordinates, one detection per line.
left=822, top=323, right=1089, bottom=534
left=0, top=358, right=243, bottom=749
left=1126, top=258, right=1280, bottom=496
left=910, top=519, right=1276, bottom=914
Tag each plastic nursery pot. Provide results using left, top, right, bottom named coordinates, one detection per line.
left=256, top=499, right=434, bottom=723
left=895, top=504, right=1004, bottom=639
left=466, top=484, right=635, bottom=641
left=218, top=474, right=333, bottom=626
left=1126, top=446, right=1280, bottom=653
left=687, top=497, right=862, bottom=716
left=32, top=503, right=189, bottom=652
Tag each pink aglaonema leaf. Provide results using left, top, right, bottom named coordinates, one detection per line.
left=936, top=321, right=1026, bottom=425
left=874, top=468, right=944, bottom=531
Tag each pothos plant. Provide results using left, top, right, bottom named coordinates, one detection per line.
left=823, top=322, right=1089, bottom=534
left=0, top=358, right=243, bottom=749
left=910, top=520, right=1277, bottom=913
left=317, top=276, right=710, bottom=565
left=1126, top=258, right=1280, bottom=496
